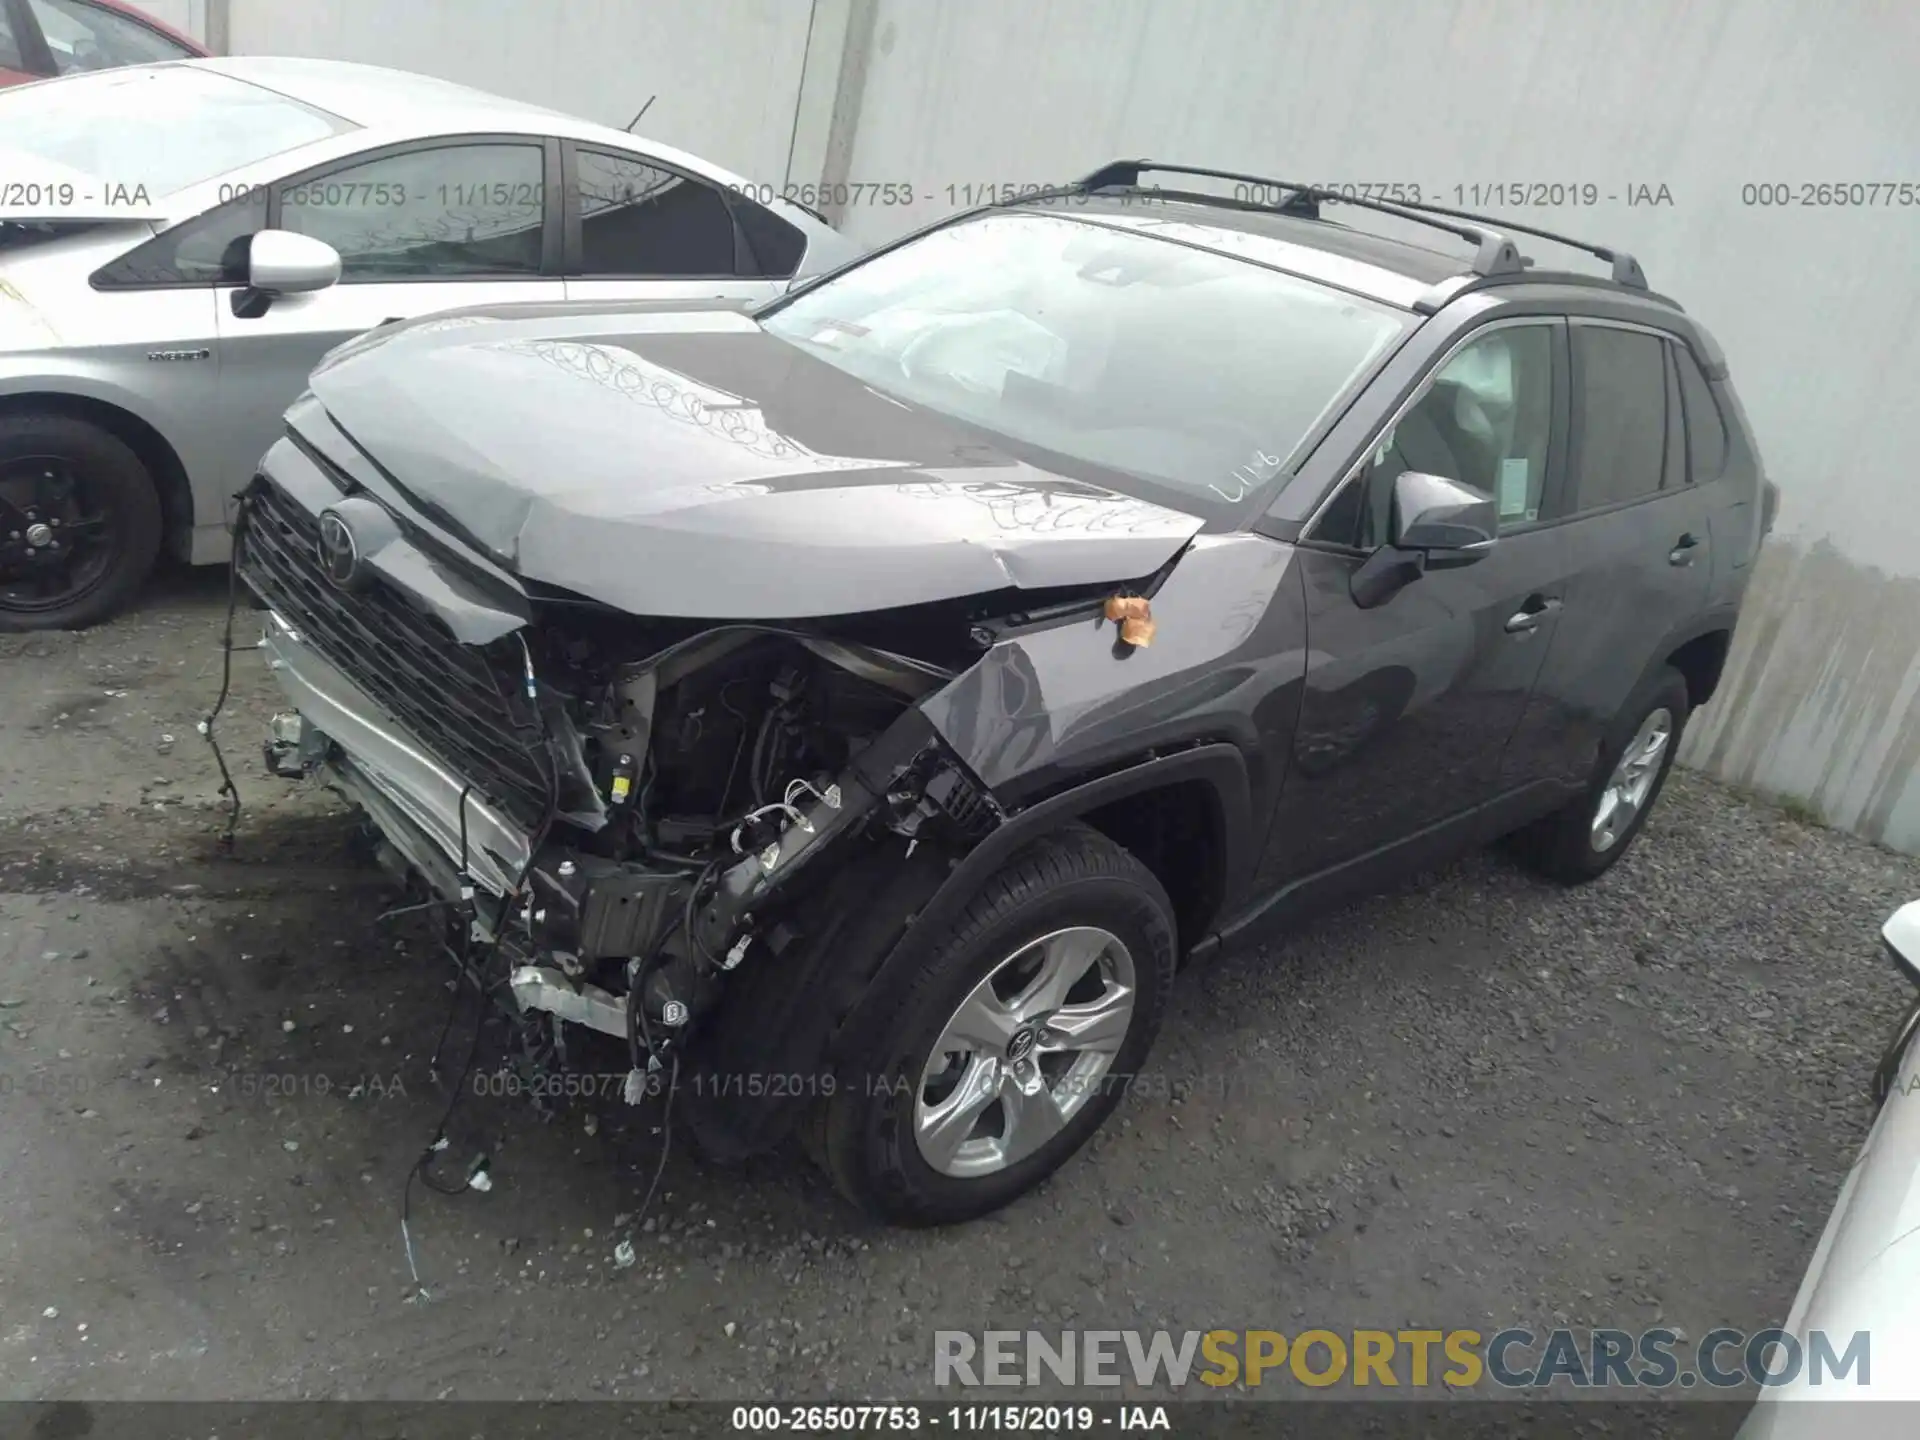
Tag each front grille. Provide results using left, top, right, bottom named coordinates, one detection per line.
left=238, top=479, right=553, bottom=828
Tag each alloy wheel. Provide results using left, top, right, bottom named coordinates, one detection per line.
left=913, top=926, right=1136, bottom=1179
left=0, top=456, right=119, bottom=615
left=1591, top=707, right=1673, bottom=852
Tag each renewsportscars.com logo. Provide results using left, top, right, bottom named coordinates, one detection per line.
left=933, top=1327, right=1871, bottom=1391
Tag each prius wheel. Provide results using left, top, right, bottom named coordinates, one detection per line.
left=0, top=413, right=162, bottom=632
left=820, top=824, right=1176, bottom=1226
left=1511, top=666, right=1690, bottom=884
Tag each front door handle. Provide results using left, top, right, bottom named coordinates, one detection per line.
left=1669, top=532, right=1702, bottom=566
left=1505, top=595, right=1563, bottom=634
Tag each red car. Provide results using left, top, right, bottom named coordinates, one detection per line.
left=0, top=0, right=203, bottom=86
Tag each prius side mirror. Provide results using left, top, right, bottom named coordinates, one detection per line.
left=248, top=230, right=342, bottom=294
left=231, top=230, right=342, bottom=318
left=1351, top=471, right=1498, bottom=608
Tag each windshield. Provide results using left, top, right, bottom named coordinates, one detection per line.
left=0, top=67, right=353, bottom=200
left=760, top=210, right=1414, bottom=518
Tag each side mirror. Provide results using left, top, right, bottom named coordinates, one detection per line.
left=1883, top=900, right=1920, bottom=983
left=247, top=230, right=342, bottom=295
left=1351, top=471, right=1498, bottom=608
left=1391, top=471, right=1499, bottom=559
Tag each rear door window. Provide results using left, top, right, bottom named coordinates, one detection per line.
left=575, top=148, right=739, bottom=277
left=1673, top=343, right=1729, bottom=483
left=1569, top=325, right=1670, bottom=512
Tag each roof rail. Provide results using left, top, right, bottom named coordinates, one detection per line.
left=1385, top=197, right=1648, bottom=288
left=1073, top=159, right=1648, bottom=292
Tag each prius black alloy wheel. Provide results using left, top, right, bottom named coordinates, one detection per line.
left=0, top=413, right=163, bottom=632
left=0, top=456, right=120, bottom=616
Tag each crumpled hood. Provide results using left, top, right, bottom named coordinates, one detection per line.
left=301, top=303, right=1204, bottom=619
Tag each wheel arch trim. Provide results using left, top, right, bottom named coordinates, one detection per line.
left=889, top=743, right=1254, bottom=971
left=0, top=384, right=195, bottom=557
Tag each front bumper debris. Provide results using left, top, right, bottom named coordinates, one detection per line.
left=258, top=608, right=530, bottom=898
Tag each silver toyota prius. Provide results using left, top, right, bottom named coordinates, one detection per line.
left=0, top=56, right=859, bottom=629
left=1736, top=901, right=1920, bottom=1435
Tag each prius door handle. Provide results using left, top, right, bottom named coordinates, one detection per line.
left=1669, top=532, right=1702, bottom=566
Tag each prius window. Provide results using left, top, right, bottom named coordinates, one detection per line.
left=279, top=144, right=546, bottom=280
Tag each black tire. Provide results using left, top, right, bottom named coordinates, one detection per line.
left=0, top=412, right=163, bottom=632
left=1510, top=665, right=1691, bottom=883
left=819, top=824, right=1176, bottom=1226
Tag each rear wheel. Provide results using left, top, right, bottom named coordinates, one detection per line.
left=819, top=824, right=1176, bottom=1226
left=0, top=413, right=163, bottom=632
left=1510, top=665, right=1690, bottom=883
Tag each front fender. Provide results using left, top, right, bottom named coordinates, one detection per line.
left=917, top=531, right=1309, bottom=886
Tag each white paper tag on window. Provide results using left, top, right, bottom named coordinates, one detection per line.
left=1498, top=458, right=1531, bottom=518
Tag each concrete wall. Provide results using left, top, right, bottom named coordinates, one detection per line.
left=208, top=0, right=1920, bottom=849
left=821, top=0, right=1920, bottom=853
left=222, top=0, right=817, bottom=184
left=121, top=0, right=205, bottom=41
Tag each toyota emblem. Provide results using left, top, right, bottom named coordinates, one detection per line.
left=317, top=510, right=362, bottom=590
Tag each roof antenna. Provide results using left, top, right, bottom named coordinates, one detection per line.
left=624, top=95, right=657, bottom=133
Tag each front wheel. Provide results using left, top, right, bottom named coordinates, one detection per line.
left=1510, top=665, right=1690, bottom=883
left=0, top=412, right=163, bottom=632
left=819, top=824, right=1177, bottom=1226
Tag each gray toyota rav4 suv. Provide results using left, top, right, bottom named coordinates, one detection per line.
left=238, top=162, right=1775, bottom=1225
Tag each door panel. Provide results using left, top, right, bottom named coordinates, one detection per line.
left=1254, top=318, right=1572, bottom=886
left=1533, top=489, right=1710, bottom=788
left=1528, top=323, right=1712, bottom=789
left=1264, top=529, right=1568, bottom=881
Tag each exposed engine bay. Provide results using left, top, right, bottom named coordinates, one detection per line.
left=258, top=581, right=1033, bottom=1111
left=495, top=618, right=1001, bottom=1085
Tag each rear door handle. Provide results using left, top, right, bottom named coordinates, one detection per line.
left=1669, top=532, right=1702, bottom=566
left=1505, top=595, right=1563, bottom=634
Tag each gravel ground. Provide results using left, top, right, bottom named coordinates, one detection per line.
left=2, top=569, right=1917, bottom=1406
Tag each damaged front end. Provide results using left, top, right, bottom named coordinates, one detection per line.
left=236, top=471, right=1080, bottom=1139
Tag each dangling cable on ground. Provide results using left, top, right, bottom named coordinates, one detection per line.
left=199, top=494, right=254, bottom=854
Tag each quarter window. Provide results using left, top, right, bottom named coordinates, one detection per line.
left=1321, top=324, right=1555, bottom=549
left=278, top=143, right=546, bottom=280
left=730, top=194, right=806, bottom=278
left=1570, top=326, right=1669, bottom=510
left=93, top=190, right=265, bottom=285
left=576, top=149, right=737, bottom=276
